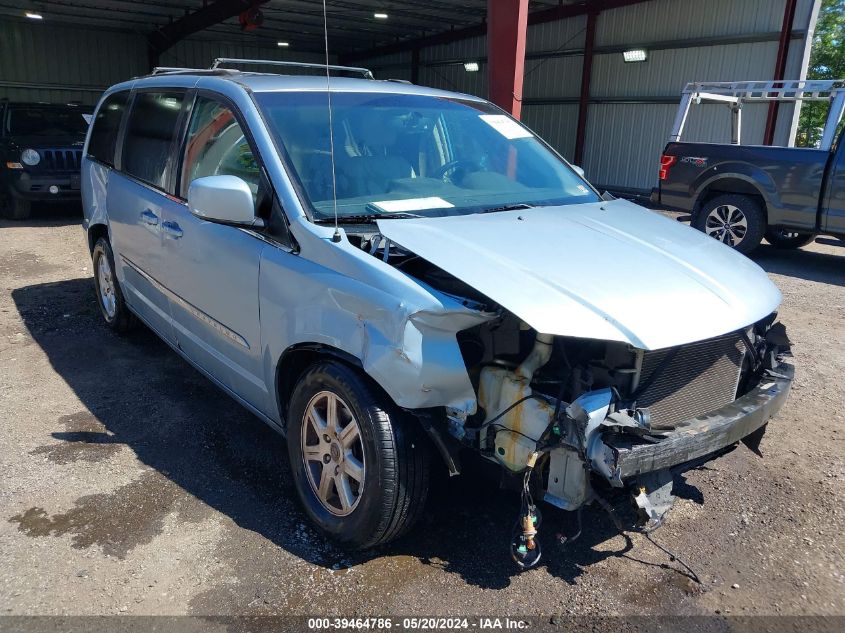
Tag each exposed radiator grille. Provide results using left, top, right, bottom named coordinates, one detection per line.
left=41, top=149, right=82, bottom=172
left=637, top=333, right=745, bottom=429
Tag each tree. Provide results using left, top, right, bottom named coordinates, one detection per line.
left=796, top=0, right=845, bottom=147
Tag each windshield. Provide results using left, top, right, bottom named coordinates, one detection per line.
left=254, top=91, right=598, bottom=219
left=7, top=106, right=92, bottom=136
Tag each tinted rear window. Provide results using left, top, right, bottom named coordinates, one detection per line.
left=88, top=92, right=129, bottom=166
left=122, top=91, right=185, bottom=190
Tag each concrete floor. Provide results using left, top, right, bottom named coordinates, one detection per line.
left=1, top=207, right=843, bottom=621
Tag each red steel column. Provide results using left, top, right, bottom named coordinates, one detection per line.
left=764, top=0, right=798, bottom=145
left=573, top=10, right=597, bottom=166
left=487, top=0, right=529, bottom=119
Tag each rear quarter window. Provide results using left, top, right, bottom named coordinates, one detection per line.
left=88, top=91, right=130, bottom=167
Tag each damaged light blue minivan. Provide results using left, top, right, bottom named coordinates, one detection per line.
left=81, top=60, right=793, bottom=567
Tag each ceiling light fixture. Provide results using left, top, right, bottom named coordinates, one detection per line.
left=25, top=11, right=43, bottom=20
left=374, top=13, right=388, bottom=19
left=464, top=61, right=480, bottom=72
left=277, top=41, right=289, bottom=47
left=623, top=49, right=648, bottom=63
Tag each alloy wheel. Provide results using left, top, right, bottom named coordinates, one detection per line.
left=704, top=204, right=748, bottom=247
left=300, top=391, right=366, bottom=516
left=97, top=254, right=117, bottom=319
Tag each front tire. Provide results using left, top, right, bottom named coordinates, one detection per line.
left=694, top=193, right=765, bottom=255
left=764, top=228, right=816, bottom=249
left=287, top=361, right=430, bottom=549
left=92, top=237, right=135, bottom=333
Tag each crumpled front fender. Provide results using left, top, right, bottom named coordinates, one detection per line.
left=362, top=308, right=493, bottom=413
left=260, top=238, right=495, bottom=419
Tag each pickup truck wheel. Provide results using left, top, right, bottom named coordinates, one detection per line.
left=287, top=361, right=430, bottom=550
left=2, top=197, right=31, bottom=220
left=694, top=194, right=765, bottom=255
left=92, top=238, right=136, bottom=333
left=764, top=228, right=816, bottom=249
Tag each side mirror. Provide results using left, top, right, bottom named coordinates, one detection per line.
left=571, top=165, right=586, bottom=178
left=187, top=175, right=258, bottom=226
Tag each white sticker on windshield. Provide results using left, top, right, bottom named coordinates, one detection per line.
left=81, top=113, right=93, bottom=125
left=371, top=197, right=454, bottom=213
left=479, top=114, right=534, bottom=140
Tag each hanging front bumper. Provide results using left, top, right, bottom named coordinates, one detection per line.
left=600, top=362, right=794, bottom=480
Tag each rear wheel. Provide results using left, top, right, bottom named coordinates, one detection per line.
left=694, top=193, right=765, bottom=255
left=92, top=238, right=136, bottom=333
left=764, top=228, right=816, bottom=249
left=287, top=361, right=430, bottom=549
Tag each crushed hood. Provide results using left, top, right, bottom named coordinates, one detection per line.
left=377, top=199, right=781, bottom=350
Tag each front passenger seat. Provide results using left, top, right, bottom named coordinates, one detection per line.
left=339, top=113, right=414, bottom=197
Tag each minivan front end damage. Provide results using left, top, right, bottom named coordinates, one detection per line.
left=333, top=200, right=793, bottom=567
left=353, top=228, right=792, bottom=517
left=453, top=316, right=793, bottom=483
left=447, top=319, right=792, bottom=567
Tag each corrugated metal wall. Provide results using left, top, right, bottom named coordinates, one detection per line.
left=0, top=20, right=145, bottom=105
left=582, top=0, right=817, bottom=190
left=0, top=0, right=821, bottom=191
left=359, top=0, right=820, bottom=192
left=0, top=18, right=329, bottom=106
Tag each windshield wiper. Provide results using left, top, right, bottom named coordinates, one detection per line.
left=476, top=203, right=534, bottom=214
left=315, top=212, right=421, bottom=224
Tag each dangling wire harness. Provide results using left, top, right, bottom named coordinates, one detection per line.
left=510, top=454, right=542, bottom=569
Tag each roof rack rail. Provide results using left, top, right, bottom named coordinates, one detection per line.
left=210, top=57, right=374, bottom=79
left=151, top=66, right=206, bottom=75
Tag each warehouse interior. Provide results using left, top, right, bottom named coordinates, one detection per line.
left=0, top=0, right=822, bottom=192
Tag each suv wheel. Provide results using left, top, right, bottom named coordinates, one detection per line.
left=1, top=198, right=31, bottom=220
left=764, top=228, right=816, bottom=249
left=92, top=238, right=135, bottom=333
left=287, top=361, right=430, bottom=549
left=694, top=194, right=765, bottom=255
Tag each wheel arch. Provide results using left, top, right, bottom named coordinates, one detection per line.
left=274, top=342, right=460, bottom=475
left=693, top=174, right=770, bottom=223
left=87, top=222, right=110, bottom=253
left=275, top=343, right=363, bottom=425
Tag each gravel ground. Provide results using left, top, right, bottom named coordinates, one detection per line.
left=0, top=206, right=843, bottom=621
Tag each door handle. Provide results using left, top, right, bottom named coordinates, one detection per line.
left=139, top=209, right=159, bottom=226
left=161, top=221, right=183, bottom=239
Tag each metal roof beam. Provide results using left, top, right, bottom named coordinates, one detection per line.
left=0, top=3, right=163, bottom=31
left=260, top=8, right=466, bottom=41
left=343, top=0, right=652, bottom=59
left=147, top=0, right=270, bottom=67
left=271, top=0, right=481, bottom=26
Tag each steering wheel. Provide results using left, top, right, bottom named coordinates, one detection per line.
left=434, top=159, right=479, bottom=183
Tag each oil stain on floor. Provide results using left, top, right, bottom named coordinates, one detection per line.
left=8, top=470, right=185, bottom=559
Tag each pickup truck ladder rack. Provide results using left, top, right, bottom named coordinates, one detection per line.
left=670, top=79, right=845, bottom=150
